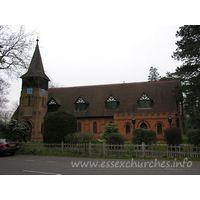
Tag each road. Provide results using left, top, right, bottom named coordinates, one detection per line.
left=0, top=154, right=200, bottom=175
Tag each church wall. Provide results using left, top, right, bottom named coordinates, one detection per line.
left=76, top=111, right=182, bottom=143
left=77, top=117, right=113, bottom=139
left=114, top=111, right=182, bottom=142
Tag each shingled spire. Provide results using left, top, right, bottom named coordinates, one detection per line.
left=21, top=39, right=50, bottom=81
left=20, top=39, right=50, bottom=90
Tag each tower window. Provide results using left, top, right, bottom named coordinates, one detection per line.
left=28, top=96, right=31, bottom=106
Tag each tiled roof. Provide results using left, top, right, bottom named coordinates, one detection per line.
left=48, top=79, right=182, bottom=118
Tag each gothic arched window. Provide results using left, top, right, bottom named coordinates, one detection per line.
left=78, top=122, right=82, bottom=132
left=93, top=122, right=97, bottom=133
left=140, top=122, right=147, bottom=129
left=157, top=123, right=162, bottom=135
left=126, top=124, right=130, bottom=135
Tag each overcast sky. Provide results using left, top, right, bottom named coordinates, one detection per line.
left=35, top=24, right=181, bottom=84
left=3, top=0, right=198, bottom=111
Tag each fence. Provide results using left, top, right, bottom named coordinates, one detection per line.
left=18, top=142, right=200, bottom=158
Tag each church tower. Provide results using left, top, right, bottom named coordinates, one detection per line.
left=18, top=39, right=50, bottom=141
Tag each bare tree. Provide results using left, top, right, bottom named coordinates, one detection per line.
left=0, top=25, right=34, bottom=118
left=49, top=78, right=63, bottom=88
left=0, top=25, right=34, bottom=77
left=0, top=76, right=10, bottom=106
left=0, top=76, right=10, bottom=122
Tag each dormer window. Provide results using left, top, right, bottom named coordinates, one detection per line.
left=138, top=93, right=152, bottom=108
left=48, top=99, right=57, bottom=105
left=47, top=97, right=60, bottom=112
left=75, top=96, right=87, bottom=111
left=105, top=95, right=118, bottom=110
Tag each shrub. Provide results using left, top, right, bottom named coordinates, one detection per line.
left=132, top=128, right=157, bottom=144
left=65, top=131, right=97, bottom=144
left=43, top=110, right=77, bottom=143
left=101, top=123, right=119, bottom=140
left=187, top=129, right=200, bottom=146
left=4, top=119, right=30, bottom=142
left=64, top=134, right=75, bottom=143
left=164, top=127, right=182, bottom=146
left=106, top=132, right=125, bottom=144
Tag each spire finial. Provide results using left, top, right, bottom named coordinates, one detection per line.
left=36, top=32, right=39, bottom=43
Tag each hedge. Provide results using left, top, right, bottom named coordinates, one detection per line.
left=43, top=110, right=77, bottom=143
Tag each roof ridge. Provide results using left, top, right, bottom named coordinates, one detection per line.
left=49, top=79, right=180, bottom=90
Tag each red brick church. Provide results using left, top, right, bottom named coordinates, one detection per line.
left=13, top=40, right=183, bottom=142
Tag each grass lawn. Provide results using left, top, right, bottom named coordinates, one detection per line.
left=182, top=135, right=188, bottom=144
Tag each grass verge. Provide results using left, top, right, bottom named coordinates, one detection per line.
left=16, top=149, right=200, bottom=161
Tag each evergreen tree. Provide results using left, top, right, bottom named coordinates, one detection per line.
left=148, top=66, right=161, bottom=81
left=43, top=110, right=77, bottom=143
left=160, top=71, right=175, bottom=80
left=172, top=25, right=200, bottom=128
